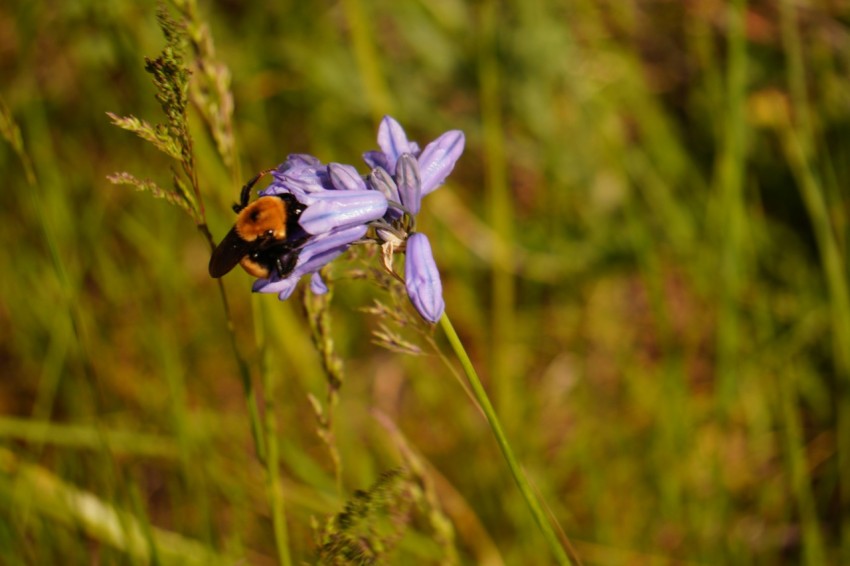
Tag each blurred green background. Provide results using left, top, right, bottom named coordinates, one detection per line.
left=1, top=0, right=848, bottom=564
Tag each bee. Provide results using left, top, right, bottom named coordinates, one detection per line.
left=209, top=170, right=308, bottom=279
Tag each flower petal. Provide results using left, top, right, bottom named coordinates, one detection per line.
left=310, top=272, right=329, bottom=295
left=417, top=130, right=465, bottom=195
left=395, top=154, right=422, bottom=215
left=377, top=116, right=414, bottom=175
left=298, top=190, right=388, bottom=235
left=253, top=275, right=300, bottom=300
left=368, top=167, right=400, bottom=204
left=253, top=225, right=367, bottom=299
left=404, top=233, right=445, bottom=323
left=328, top=163, right=367, bottom=191
left=363, top=150, right=389, bottom=172
left=277, top=154, right=322, bottom=172
left=264, top=165, right=331, bottom=203
left=368, top=167, right=404, bottom=221
left=298, top=224, right=367, bottom=267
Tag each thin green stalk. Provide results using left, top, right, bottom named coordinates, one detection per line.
left=782, top=130, right=850, bottom=562
left=439, top=314, right=572, bottom=566
left=340, top=0, right=392, bottom=120
left=777, top=366, right=826, bottom=565
left=255, top=302, right=292, bottom=566
left=171, top=2, right=266, bottom=465
left=714, top=0, right=748, bottom=406
left=779, top=2, right=847, bottom=559
left=478, top=0, right=517, bottom=429
left=0, top=417, right=177, bottom=458
left=303, top=284, right=344, bottom=496
left=201, top=225, right=267, bottom=464
left=264, top=410, right=291, bottom=566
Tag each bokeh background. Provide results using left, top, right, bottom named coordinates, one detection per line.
left=1, top=0, right=848, bottom=564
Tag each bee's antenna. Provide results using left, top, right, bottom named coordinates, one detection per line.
left=232, top=168, right=276, bottom=213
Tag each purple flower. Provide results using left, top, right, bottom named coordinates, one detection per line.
left=364, top=116, right=465, bottom=209
left=253, top=224, right=368, bottom=300
left=363, top=116, right=464, bottom=323
left=404, top=233, right=445, bottom=323
left=240, top=116, right=465, bottom=322
left=263, top=157, right=387, bottom=232
left=296, top=190, right=387, bottom=235
left=250, top=155, right=387, bottom=299
left=395, top=154, right=421, bottom=215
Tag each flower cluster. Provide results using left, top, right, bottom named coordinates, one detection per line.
left=251, top=117, right=465, bottom=323
left=252, top=154, right=388, bottom=300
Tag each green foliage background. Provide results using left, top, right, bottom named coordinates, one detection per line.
left=1, top=0, right=848, bottom=563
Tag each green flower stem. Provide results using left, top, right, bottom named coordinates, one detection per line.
left=264, top=412, right=291, bottom=566
left=439, top=314, right=572, bottom=565
left=203, top=227, right=266, bottom=464
left=256, top=302, right=292, bottom=566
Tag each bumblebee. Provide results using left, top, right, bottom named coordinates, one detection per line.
left=209, top=171, right=308, bottom=279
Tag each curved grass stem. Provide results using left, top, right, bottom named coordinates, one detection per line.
left=198, top=224, right=267, bottom=463
left=255, top=302, right=293, bottom=566
left=439, top=314, right=573, bottom=565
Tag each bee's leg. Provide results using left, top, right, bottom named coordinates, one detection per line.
left=233, top=168, right=275, bottom=213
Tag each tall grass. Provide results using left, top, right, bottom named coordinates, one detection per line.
left=0, top=0, right=847, bottom=563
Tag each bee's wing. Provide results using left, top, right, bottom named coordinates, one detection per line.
left=208, top=227, right=252, bottom=277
